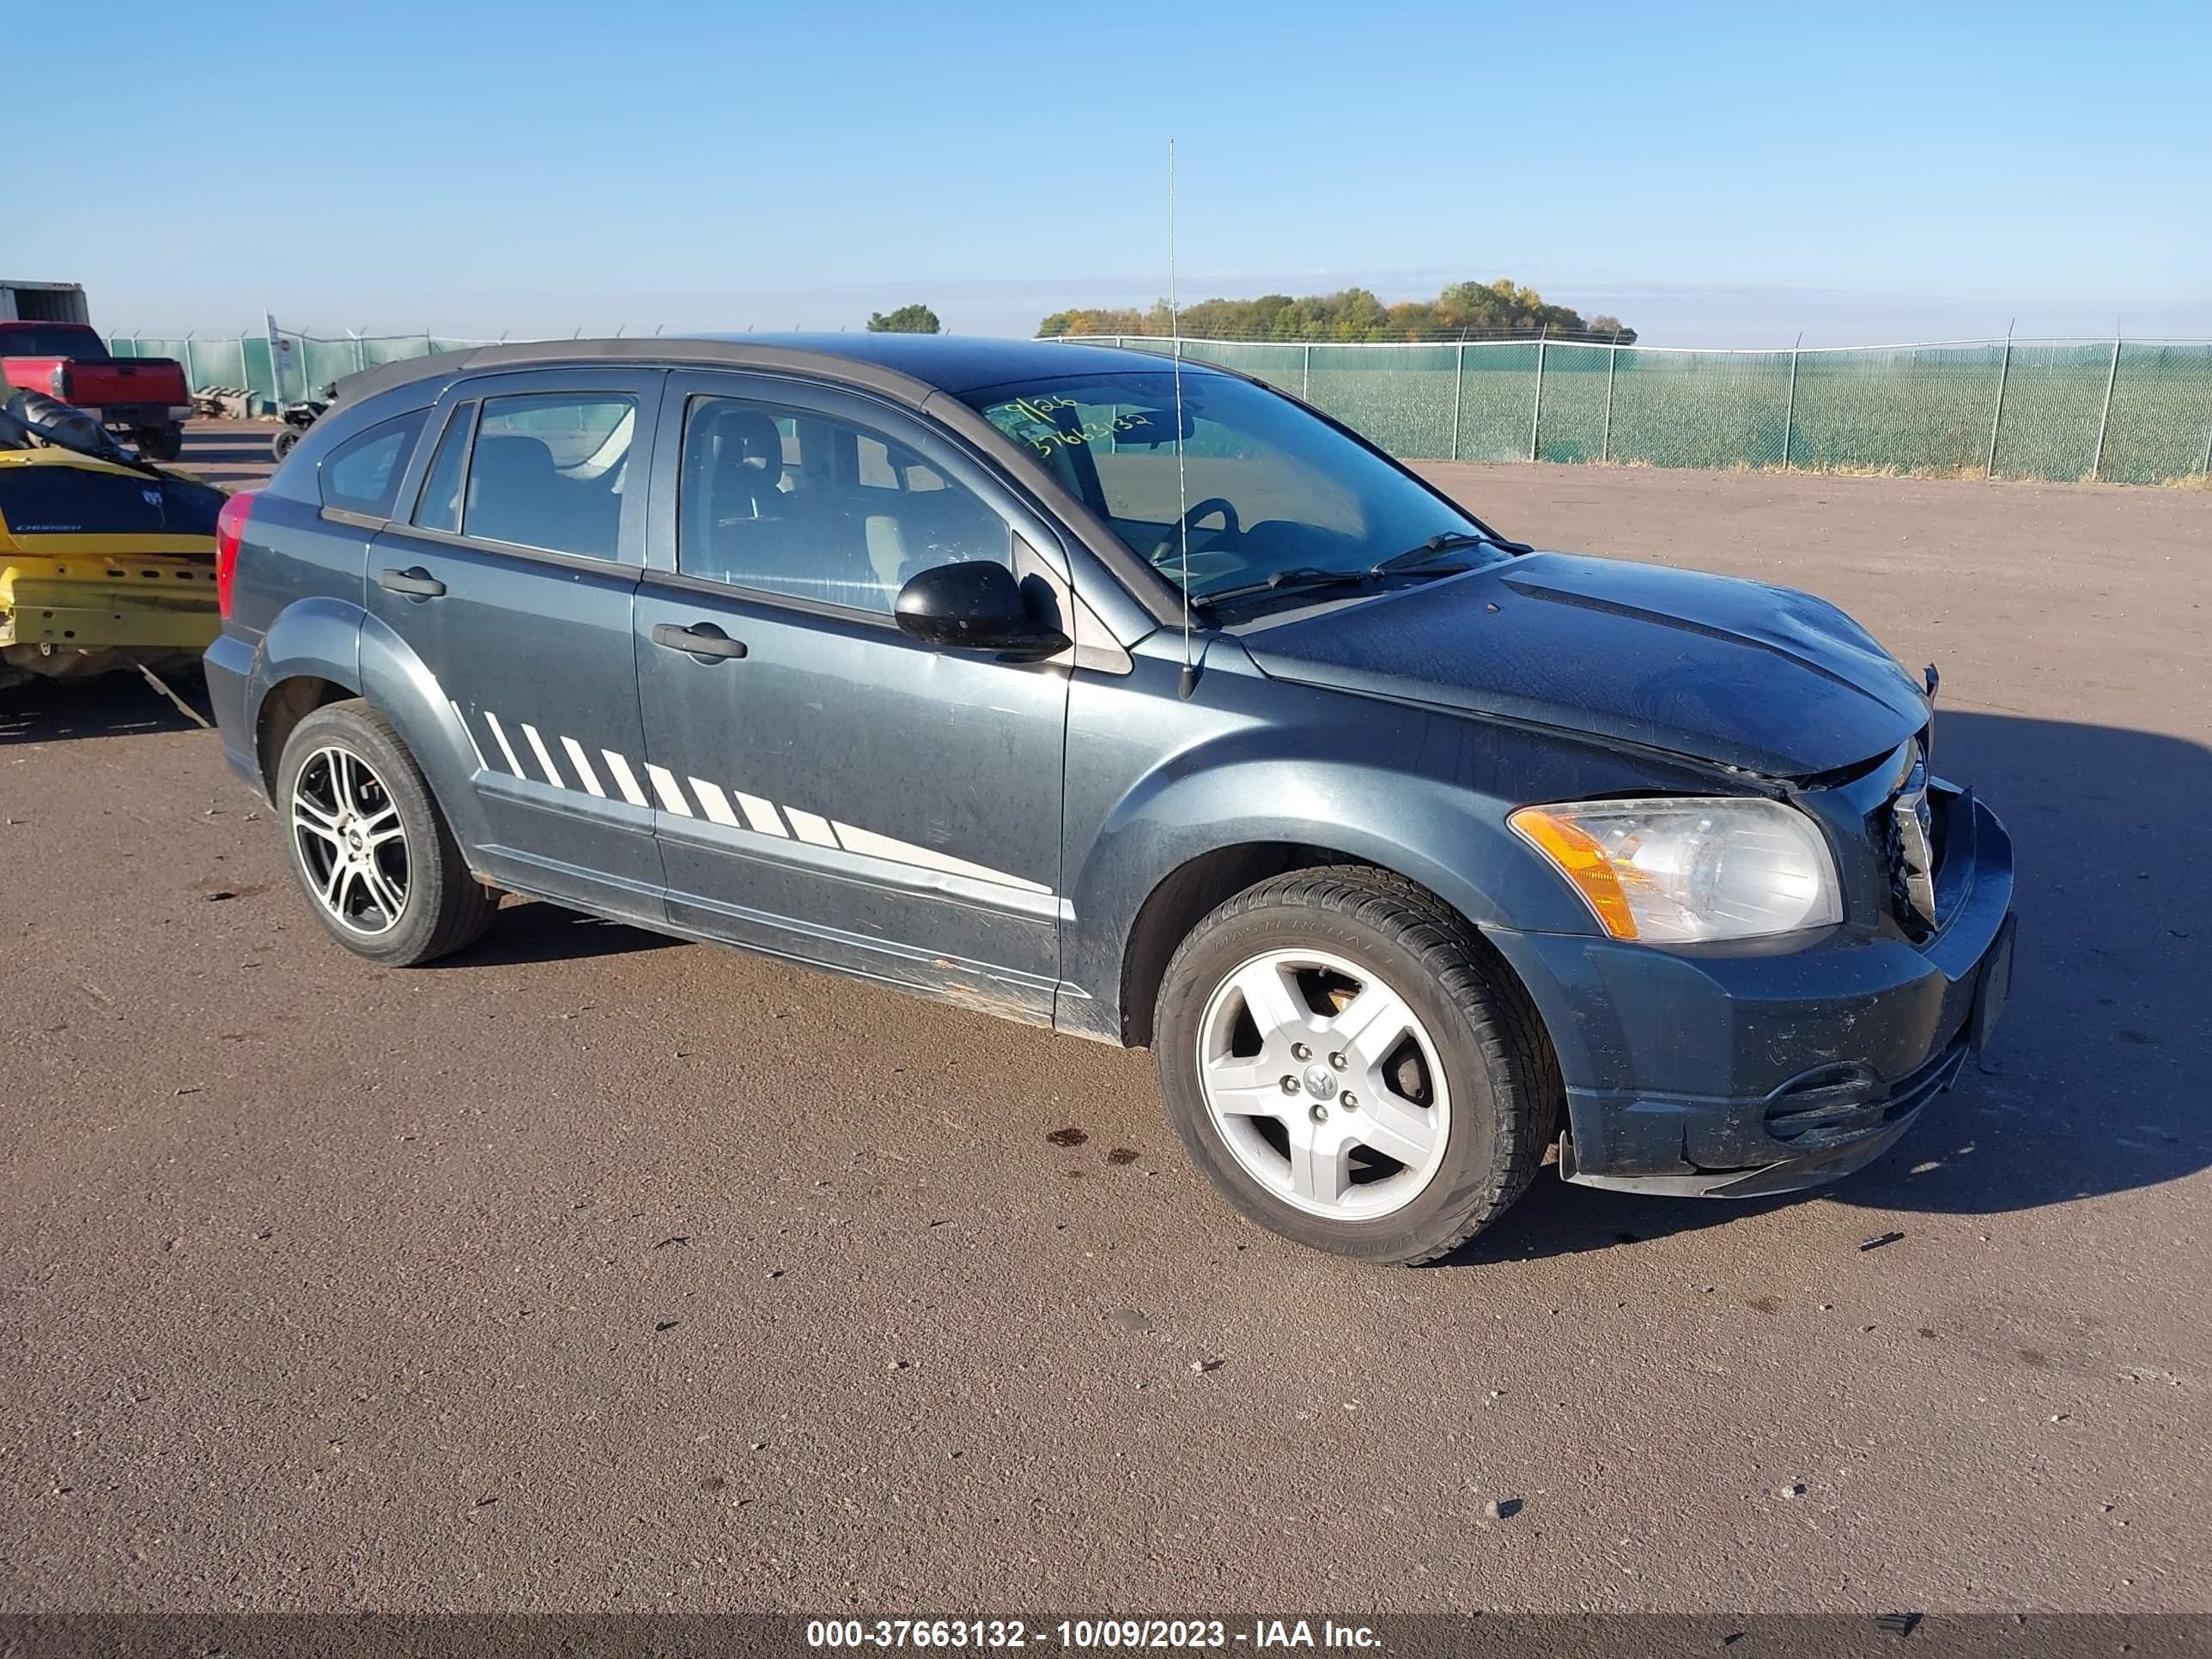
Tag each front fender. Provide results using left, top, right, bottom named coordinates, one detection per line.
left=1059, top=655, right=1686, bottom=1038
left=1075, top=751, right=1568, bottom=939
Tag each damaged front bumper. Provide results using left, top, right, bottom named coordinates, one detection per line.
left=1486, top=787, right=2016, bottom=1199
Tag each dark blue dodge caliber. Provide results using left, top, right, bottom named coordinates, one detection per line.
left=205, top=335, right=2016, bottom=1263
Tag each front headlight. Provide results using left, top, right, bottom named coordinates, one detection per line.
left=1508, top=796, right=1842, bottom=943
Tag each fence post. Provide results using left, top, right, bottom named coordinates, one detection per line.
left=2091, top=337, right=2121, bottom=482
left=1449, top=343, right=1464, bottom=461
left=1528, top=333, right=1547, bottom=462
left=1985, top=328, right=2014, bottom=478
left=182, top=332, right=198, bottom=393
left=1601, top=340, right=1618, bottom=462
left=1302, top=343, right=1311, bottom=402
left=1781, top=335, right=1801, bottom=471
left=2200, top=411, right=2212, bottom=479
left=264, top=312, right=284, bottom=410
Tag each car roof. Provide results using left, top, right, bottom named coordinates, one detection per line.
left=330, top=332, right=1214, bottom=412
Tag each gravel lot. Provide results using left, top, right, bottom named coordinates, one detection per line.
left=3, top=425, right=2207, bottom=1614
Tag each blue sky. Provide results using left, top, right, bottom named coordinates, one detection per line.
left=21, top=0, right=2209, bottom=345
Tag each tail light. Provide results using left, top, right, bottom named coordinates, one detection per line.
left=214, top=489, right=257, bottom=618
left=49, top=364, right=67, bottom=397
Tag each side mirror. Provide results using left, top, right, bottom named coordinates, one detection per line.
left=895, top=560, right=1069, bottom=662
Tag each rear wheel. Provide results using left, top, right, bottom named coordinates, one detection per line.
left=270, top=426, right=301, bottom=462
left=275, top=701, right=496, bottom=965
left=1154, top=866, right=1553, bottom=1265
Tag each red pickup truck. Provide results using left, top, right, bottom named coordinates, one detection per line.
left=0, top=321, right=191, bottom=460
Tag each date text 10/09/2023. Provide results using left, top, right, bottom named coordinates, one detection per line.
left=805, top=1619, right=1382, bottom=1650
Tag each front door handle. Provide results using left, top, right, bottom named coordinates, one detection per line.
left=651, top=622, right=748, bottom=661
left=377, top=566, right=446, bottom=599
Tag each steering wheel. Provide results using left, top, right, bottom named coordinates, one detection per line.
left=1150, top=497, right=1240, bottom=566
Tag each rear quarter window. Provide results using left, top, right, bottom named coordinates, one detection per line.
left=319, top=409, right=429, bottom=518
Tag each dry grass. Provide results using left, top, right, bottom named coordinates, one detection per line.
left=1468, top=455, right=2211, bottom=489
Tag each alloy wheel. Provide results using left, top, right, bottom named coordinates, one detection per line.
left=291, top=744, right=410, bottom=936
left=1195, top=946, right=1451, bottom=1219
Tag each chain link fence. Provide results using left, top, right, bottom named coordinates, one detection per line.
left=1091, top=335, right=2212, bottom=485
left=105, top=322, right=2212, bottom=486
left=106, top=321, right=495, bottom=416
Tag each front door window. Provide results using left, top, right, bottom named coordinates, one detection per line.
left=676, top=394, right=1009, bottom=612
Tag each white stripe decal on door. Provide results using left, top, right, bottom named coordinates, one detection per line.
left=601, top=750, right=650, bottom=807
left=645, top=763, right=695, bottom=816
left=520, top=724, right=566, bottom=788
left=562, top=737, right=606, bottom=798
left=453, top=702, right=489, bottom=771
left=482, top=711, right=525, bottom=776
left=831, top=821, right=1051, bottom=894
left=464, top=706, right=1050, bottom=895
left=734, top=793, right=787, bottom=837
left=688, top=778, right=740, bottom=827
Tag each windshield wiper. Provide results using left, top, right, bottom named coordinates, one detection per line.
left=1193, top=565, right=1376, bottom=608
left=1370, top=530, right=1501, bottom=576
left=1194, top=525, right=1528, bottom=610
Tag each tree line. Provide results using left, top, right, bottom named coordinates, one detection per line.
left=1035, top=279, right=1634, bottom=344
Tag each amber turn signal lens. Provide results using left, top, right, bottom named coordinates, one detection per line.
left=1507, top=805, right=1641, bottom=940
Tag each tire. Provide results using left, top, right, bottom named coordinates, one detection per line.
left=135, top=423, right=183, bottom=462
left=270, top=426, right=301, bottom=462
left=275, top=699, right=497, bottom=966
left=1154, top=866, right=1554, bottom=1265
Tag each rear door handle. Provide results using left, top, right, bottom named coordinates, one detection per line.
left=651, top=622, right=748, bottom=660
left=377, top=566, right=446, bottom=599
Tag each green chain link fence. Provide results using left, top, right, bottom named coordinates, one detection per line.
left=106, top=322, right=495, bottom=416
left=106, top=324, right=2212, bottom=485
left=1097, top=335, right=2212, bottom=485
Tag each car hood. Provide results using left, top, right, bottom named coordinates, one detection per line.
left=1238, top=551, right=1929, bottom=778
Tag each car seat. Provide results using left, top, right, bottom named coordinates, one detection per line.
left=465, top=434, right=562, bottom=549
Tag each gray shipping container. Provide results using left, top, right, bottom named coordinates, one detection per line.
left=0, top=281, right=92, bottom=325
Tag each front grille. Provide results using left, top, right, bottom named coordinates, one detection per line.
left=1873, top=732, right=1942, bottom=935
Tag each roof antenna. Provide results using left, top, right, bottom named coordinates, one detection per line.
left=1170, top=139, right=1199, bottom=700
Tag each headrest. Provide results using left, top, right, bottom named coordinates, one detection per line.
left=705, top=408, right=784, bottom=477
left=469, top=434, right=557, bottom=490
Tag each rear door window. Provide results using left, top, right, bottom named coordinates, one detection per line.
left=319, top=409, right=429, bottom=517
left=463, top=393, right=635, bottom=561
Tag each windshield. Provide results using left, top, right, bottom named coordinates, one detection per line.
left=960, top=368, right=1504, bottom=603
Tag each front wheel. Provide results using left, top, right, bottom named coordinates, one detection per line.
left=275, top=700, right=497, bottom=965
left=1154, top=867, right=1554, bottom=1265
